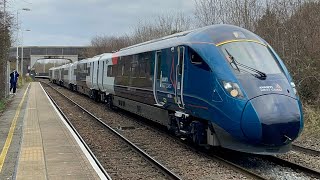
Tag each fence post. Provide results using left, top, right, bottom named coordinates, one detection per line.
left=6, top=61, right=10, bottom=98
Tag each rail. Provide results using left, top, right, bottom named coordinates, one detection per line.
left=292, top=144, right=320, bottom=156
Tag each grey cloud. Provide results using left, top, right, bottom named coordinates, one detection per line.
left=13, top=0, right=195, bottom=46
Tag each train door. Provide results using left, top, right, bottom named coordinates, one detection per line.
left=98, top=59, right=104, bottom=90
left=89, top=62, right=93, bottom=88
left=91, top=61, right=98, bottom=89
left=153, top=51, right=162, bottom=106
left=95, top=61, right=99, bottom=89
left=68, top=65, right=72, bottom=85
left=175, top=46, right=185, bottom=108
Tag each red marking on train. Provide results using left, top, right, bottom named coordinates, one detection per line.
left=187, top=104, right=208, bottom=110
left=112, top=54, right=118, bottom=65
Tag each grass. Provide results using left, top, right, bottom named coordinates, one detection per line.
left=0, top=99, right=6, bottom=112
left=299, top=105, right=320, bottom=139
left=17, top=75, right=34, bottom=88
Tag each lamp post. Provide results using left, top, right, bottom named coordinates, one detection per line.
left=16, top=8, right=31, bottom=72
left=21, top=29, right=31, bottom=76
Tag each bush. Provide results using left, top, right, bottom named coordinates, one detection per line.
left=300, top=105, right=320, bottom=138
left=0, top=99, right=5, bottom=112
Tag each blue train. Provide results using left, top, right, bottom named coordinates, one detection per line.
left=50, top=24, right=303, bottom=154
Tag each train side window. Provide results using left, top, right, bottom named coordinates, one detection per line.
left=178, top=47, right=184, bottom=75
left=107, top=65, right=112, bottom=77
left=190, top=49, right=202, bottom=65
left=156, top=53, right=162, bottom=80
left=189, top=48, right=210, bottom=71
left=122, top=65, right=125, bottom=76
left=139, top=62, right=146, bottom=78
left=112, top=65, right=117, bottom=77
left=117, top=64, right=122, bottom=77
left=131, top=62, right=139, bottom=78
left=123, top=56, right=130, bottom=76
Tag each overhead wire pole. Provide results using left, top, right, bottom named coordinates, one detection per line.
left=21, top=29, right=30, bottom=78
left=16, top=8, right=31, bottom=75
left=16, top=10, right=19, bottom=71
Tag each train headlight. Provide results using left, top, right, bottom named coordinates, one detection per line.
left=222, top=81, right=244, bottom=98
left=291, top=82, right=297, bottom=95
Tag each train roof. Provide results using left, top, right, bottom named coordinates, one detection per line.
left=49, top=66, right=60, bottom=70
left=49, top=53, right=112, bottom=70
left=116, top=24, right=264, bottom=56
left=78, top=53, right=112, bottom=64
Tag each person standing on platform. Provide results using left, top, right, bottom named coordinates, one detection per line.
left=10, top=69, right=19, bottom=95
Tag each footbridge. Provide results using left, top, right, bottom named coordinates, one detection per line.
left=9, top=46, right=89, bottom=76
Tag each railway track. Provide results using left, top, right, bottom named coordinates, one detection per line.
left=264, top=154, right=320, bottom=179
left=217, top=147, right=320, bottom=179
left=292, top=144, right=320, bottom=156
left=41, top=82, right=181, bottom=180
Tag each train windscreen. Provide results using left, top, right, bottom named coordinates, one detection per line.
left=219, top=41, right=282, bottom=75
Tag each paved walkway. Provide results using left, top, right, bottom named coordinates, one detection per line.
left=0, top=83, right=30, bottom=179
left=14, top=82, right=100, bottom=179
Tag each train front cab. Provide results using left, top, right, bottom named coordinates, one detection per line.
left=185, top=27, right=304, bottom=154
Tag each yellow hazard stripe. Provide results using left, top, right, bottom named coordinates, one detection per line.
left=0, top=83, right=30, bottom=172
left=215, top=39, right=266, bottom=47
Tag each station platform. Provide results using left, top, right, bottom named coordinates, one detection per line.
left=0, top=82, right=104, bottom=179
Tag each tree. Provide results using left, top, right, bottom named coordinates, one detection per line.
left=0, top=0, right=13, bottom=98
left=87, top=12, right=191, bottom=57
left=194, top=0, right=264, bottom=31
left=131, top=12, right=192, bottom=44
left=84, top=35, right=132, bottom=58
left=255, top=0, right=320, bottom=104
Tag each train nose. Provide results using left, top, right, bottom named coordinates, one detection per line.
left=241, top=94, right=302, bottom=146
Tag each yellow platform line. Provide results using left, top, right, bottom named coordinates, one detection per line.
left=0, top=83, right=30, bottom=172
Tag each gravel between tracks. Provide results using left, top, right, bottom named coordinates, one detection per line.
left=43, top=82, right=251, bottom=179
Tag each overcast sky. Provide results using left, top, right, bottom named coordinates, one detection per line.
left=10, top=0, right=195, bottom=46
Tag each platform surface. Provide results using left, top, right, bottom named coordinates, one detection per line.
left=15, top=82, right=100, bottom=180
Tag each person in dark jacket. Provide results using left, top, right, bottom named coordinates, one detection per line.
left=10, top=69, right=19, bottom=94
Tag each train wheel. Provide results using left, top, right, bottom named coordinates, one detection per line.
left=106, top=95, right=116, bottom=110
left=168, top=115, right=180, bottom=136
left=73, top=85, right=77, bottom=92
left=190, top=121, right=205, bottom=145
left=95, top=92, right=101, bottom=102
